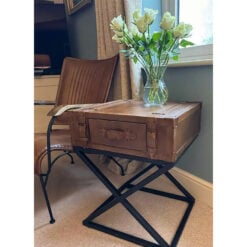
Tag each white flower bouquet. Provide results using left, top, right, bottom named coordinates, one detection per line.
left=110, top=8, right=194, bottom=105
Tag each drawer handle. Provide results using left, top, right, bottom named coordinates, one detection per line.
left=102, top=129, right=136, bottom=141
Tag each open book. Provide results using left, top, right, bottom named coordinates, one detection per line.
left=47, top=104, right=97, bottom=117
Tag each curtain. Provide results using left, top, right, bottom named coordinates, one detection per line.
left=95, top=0, right=143, bottom=100
left=123, top=0, right=143, bottom=100
left=95, top=0, right=144, bottom=174
left=95, top=0, right=130, bottom=100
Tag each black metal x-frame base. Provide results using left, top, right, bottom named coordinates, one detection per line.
left=74, top=146, right=195, bottom=247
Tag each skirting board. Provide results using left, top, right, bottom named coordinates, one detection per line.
left=169, top=167, right=213, bottom=208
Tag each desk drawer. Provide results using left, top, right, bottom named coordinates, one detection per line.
left=88, top=119, right=146, bottom=151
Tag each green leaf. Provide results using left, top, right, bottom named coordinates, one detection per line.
left=172, top=55, right=179, bottom=61
left=165, top=31, right=172, bottom=45
left=152, top=46, right=158, bottom=53
left=152, top=32, right=162, bottom=42
left=132, top=36, right=138, bottom=43
left=180, top=39, right=194, bottom=48
left=119, top=50, right=128, bottom=55
left=145, top=54, right=151, bottom=64
left=138, top=45, right=145, bottom=52
left=148, top=42, right=155, bottom=50
left=133, top=56, right=138, bottom=63
left=120, top=49, right=133, bottom=58
left=140, top=36, right=146, bottom=43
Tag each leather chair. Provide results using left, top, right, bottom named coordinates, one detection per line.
left=34, top=54, right=51, bottom=69
left=34, top=55, right=118, bottom=223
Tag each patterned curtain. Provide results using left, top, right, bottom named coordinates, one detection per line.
left=123, top=0, right=143, bottom=100
left=95, top=0, right=143, bottom=100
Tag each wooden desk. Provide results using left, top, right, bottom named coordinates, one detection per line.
left=69, top=100, right=201, bottom=247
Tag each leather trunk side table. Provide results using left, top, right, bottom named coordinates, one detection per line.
left=69, top=100, right=202, bottom=247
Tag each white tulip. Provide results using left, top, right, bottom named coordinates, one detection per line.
left=144, top=8, right=158, bottom=25
left=130, top=26, right=141, bottom=38
left=135, top=16, right=148, bottom=33
left=173, top=22, right=193, bottom=38
left=133, top=9, right=141, bottom=23
left=160, top=12, right=176, bottom=30
left=112, top=34, right=122, bottom=43
left=110, top=15, right=125, bottom=33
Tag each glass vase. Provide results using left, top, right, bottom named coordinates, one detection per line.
left=143, top=67, right=168, bottom=106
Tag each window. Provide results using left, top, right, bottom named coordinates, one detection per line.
left=179, top=0, right=213, bottom=45
left=162, top=0, right=213, bottom=66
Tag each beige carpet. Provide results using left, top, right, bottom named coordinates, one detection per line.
left=34, top=154, right=212, bottom=247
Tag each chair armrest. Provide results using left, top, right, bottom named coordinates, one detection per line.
left=47, top=104, right=98, bottom=117
left=34, top=100, right=56, bottom=106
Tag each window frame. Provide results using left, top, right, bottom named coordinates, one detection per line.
left=162, top=0, right=213, bottom=67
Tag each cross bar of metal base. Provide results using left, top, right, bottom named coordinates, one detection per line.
left=74, top=147, right=195, bottom=247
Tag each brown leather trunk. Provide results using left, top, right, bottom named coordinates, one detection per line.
left=69, top=100, right=201, bottom=163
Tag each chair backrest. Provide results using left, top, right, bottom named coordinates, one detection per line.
left=55, top=55, right=118, bottom=106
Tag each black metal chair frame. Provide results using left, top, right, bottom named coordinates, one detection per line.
left=38, top=116, right=74, bottom=224
left=35, top=102, right=75, bottom=175
left=73, top=146, right=195, bottom=247
left=38, top=115, right=126, bottom=224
